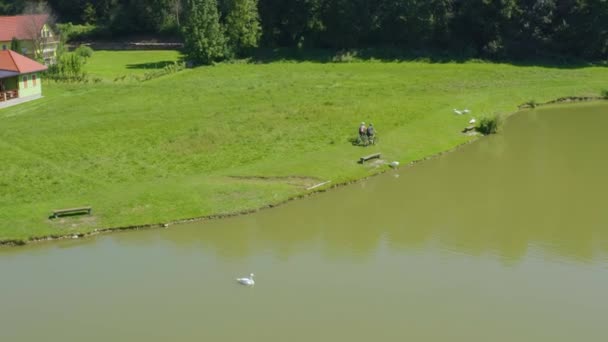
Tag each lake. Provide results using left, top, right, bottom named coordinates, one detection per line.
left=1, top=103, right=607, bottom=341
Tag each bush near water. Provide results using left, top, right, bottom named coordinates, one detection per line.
left=477, top=115, right=502, bottom=135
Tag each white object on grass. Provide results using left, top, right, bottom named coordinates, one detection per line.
left=236, top=273, right=255, bottom=286
left=453, top=109, right=471, bottom=115
left=306, top=180, right=331, bottom=191
left=469, top=118, right=476, bottom=124
left=389, top=161, right=400, bottom=168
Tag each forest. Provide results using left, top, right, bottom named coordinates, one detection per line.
left=1, top=0, right=607, bottom=61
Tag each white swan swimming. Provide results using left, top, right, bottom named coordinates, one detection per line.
left=236, top=273, right=255, bottom=286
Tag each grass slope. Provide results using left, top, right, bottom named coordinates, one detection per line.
left=1, top=53, right=607, bottom=241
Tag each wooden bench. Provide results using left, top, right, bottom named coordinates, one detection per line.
left=359, top=153, right=381, bottom=164
left=51, top=207, right=92, bottom=219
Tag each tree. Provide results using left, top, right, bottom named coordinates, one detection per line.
left=554, top=0, right=608, bottom=59
left=183, top=0, right=227, bottom=64
left=82, top=2, right=96, bottom=24
left=10, top=37, right=22, bottom=53
left=45, top=0, right=84, bottom=23
left=373, top=0, right=451, bottom=48
left=257, top=0, right=323, bottom=47
left=319, top=0, right=374, bottom=48
left=6, top=0, right=608, bottom=61
left=22, top=1, right=57, bottom=61
left=451, top=0, right=518, bottom=57
left=173, top=0, right=183, bottom=28
left=127, top=0, right=176, bottom=32
left=0, top=0, right=25, bottom=15
left=224, top=0, right=261, bottom=55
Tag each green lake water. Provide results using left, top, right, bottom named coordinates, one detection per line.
left=1, top=103, right=608, bottom=341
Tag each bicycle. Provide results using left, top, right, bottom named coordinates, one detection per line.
left=356, top=134, right=369, bottom=146
left=367, top=134, right=378, bottom=145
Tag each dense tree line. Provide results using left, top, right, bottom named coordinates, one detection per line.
left=1, top=0, right=607, bottom=62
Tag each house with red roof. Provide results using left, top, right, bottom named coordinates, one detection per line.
left=0, top=15, right=58, bottom=65
left=0, top=50, right=48, bottom=108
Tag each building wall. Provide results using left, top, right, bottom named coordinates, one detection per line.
left=0, top=24, right=57, bottom=64
left=18, top=73, right=42, bottom=97
left=0, top=40, right=36, bottom=57
left=39, top=24, right=58, bottom=64
left=3, top=76, right=18, bottom=90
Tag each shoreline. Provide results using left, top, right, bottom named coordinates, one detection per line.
left=1, top=97, right=604, bottom=248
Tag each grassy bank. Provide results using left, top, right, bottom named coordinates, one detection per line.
left=1, top=51, right=607, bottom=242
left=84, top=50, right=183, bottom=80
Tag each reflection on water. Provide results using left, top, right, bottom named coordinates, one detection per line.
left=1, top=103, right=608, bottom=342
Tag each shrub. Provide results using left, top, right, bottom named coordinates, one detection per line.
left=56, top=23, right=99, bottom=42
left=332, top=50, right=358, bottom=63
left=476, top=114, right=502, bottom=135
left=46, top=53, right=87, bottom=82
left=601, top=89, right=608, bottom=99
left=74, top=45, right=94, bottom=59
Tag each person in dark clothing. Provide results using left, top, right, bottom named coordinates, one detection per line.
left=366, top=123, right=376, bottom=145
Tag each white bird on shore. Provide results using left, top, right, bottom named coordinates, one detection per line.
left=469, top=118, right=476, bottom=124
left=236, top=273, right=255, bottom=286
left=453, top=108, right=471, bottom=115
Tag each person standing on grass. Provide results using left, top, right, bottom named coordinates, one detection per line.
left=366, top=123, right=376, bottom=145
left=359, top=122, right=367, bottom=144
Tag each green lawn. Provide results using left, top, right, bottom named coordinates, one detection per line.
left=1, top=53, right=607, bottom=242
left=84, top=50, right=183, bottom=80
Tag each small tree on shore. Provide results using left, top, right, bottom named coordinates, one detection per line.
left=476, top=114, right=502, bottom=135
left=225, top=0, right=261, bottom=56
left=183, top=0, right=227, bottom=64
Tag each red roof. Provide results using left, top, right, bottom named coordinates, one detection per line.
left=0, top=15, right=49, bottom=41
left=0, top=50, right=47, bottom=74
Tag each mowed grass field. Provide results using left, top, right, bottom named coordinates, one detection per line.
left=1, top=50, right=607, bottom=241
left=84, top=50, right=182, bottom=79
